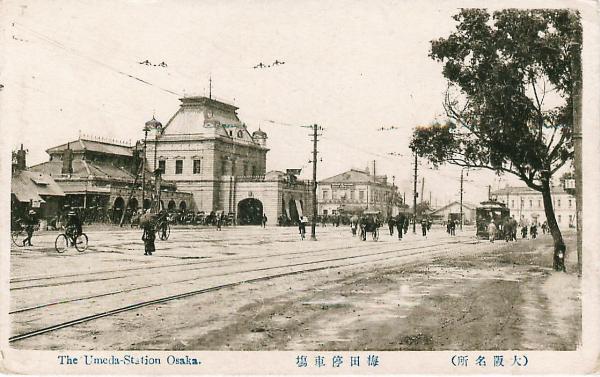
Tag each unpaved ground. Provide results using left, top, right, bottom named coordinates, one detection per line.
left=17, top=231, right=579, bottom=351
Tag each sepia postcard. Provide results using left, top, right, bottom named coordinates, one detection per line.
left=1, top=0, right=599, bottom=374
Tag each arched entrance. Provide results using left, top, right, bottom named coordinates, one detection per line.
left=179, top=201, right=187, bottom=211
left=143, top=199, right=151, bottom=210
left=288, top=198, right=300, bottom=224
left=168, top=200, right=176, bottom=210
left=128, top=198, right=139, bottom=210
left=237, top=198, right=263, bottom=225
left=113, top=197, right=125, bottom=223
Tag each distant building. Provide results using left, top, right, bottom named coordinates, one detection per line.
left=11, top=145, right=65, bottom=220
left=490, top=185, right=575, bottom=228
left=29, top=136, right=193, bottom=223
left=317, top=168, right=398, bottom=218
left=430, top=201, right=476, bottom=224
left=146, top=96, right=312, bottom=225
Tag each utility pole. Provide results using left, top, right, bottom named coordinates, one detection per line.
left=141, top=127, right=149, bottom=210
left=460, top=169, right=464, bottom=230
left=571, top=33, right=583, bottom=276
left=420, top=177, right=425, bottom=204
left=412, top=152, right=418, bottom=234
left=309, top=124, right=322, bottom=241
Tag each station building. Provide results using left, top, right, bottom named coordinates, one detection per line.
left=317, top=168, right=398, bottom=218
left=146, top=96, right=312, bottom=225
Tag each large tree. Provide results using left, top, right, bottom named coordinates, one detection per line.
left=410, top=9, right=581, bottom=271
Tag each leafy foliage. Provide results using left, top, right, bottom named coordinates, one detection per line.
left=410, top=9, right=581, bottom=192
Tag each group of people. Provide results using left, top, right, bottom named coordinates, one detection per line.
left=13, top=207, right=84, bottom=247
left=346, top=213, right=435, bottom=241
left=486, top=216, right=544, bottom=242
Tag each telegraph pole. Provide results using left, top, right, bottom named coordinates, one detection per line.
left=310, top=124, right=322, bottom=241
left=571, top=34, right=583, bottom=276
left=460, top=169, right=464, bottom=230
left=412, top=152, right=418, bottom=234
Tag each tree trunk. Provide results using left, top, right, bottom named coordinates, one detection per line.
left=541, top=179, right=566, bottom=272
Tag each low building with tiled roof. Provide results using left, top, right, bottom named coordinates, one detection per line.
left=430, top=200, right=477, bottom=224
left=29, top=136, right=193, bottom=223
left=11, top=145, right=65, bottom=221
left=317, top=167, right=399, bottom=218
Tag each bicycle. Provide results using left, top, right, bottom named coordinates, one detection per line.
left=11, top=223, right=26, bottom=248
left=55, top=228, right=88, bottom=253
left=155, top=220, right=170, bottom=241
left=11, top=220, right=38, bottom=247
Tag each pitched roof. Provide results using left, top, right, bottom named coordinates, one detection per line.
left=29, top=160, right=137, bottom=181
left=430, top=201, right=476, bottom=214
left=47, top=138, right=133, bottom=157
left=320, top=169, right=379, bottom=184
left=11, top=170, right=65, bottom=202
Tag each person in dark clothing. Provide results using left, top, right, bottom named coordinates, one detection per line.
left=449, top=220, right=456, bottom=236
left=65, top=211, right=83, bottom=246
left=387, top=217, right=395, bottom=236
left=421, top=218, right=428, bottom=237
left=262, top=214, right=268, bottom=228
left=142, top=224, right=156, bottom=255
left=395, top=214, right=405, bottom=240
left=22, top=210, right=38, bottom=246
left=530, top=223, right=538, bottom=239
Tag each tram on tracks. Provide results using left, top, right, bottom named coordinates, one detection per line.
left=475, top=200, right=510, bottom=238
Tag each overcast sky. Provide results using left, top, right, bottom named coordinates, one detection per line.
left=3, top=0, right=589, bottom=207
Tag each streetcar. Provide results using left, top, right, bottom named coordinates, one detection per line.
left=475, top=200, right=510, bottom=238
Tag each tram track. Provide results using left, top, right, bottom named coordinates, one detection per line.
left=9, top=238, right=487, bottom=342
left=11, top=235, right=469, bottom=290
left=9, top=230, right=352, bottom=283
left=10, top=239, right=463, bottom=313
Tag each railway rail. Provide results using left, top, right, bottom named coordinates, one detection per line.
left=9, top=237, right=484, bottom=343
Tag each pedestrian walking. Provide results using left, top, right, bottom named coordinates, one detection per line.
left=404, top=216, right=409, bottom=234
left=387, top=217, right=395, bottom=236
left=261, top=214, right=267, bottom=228
left=216, top=212, right=223, bottom=231
left=22, top=209, right=37, bottom=246
left=396, top=213, right=405, bottom=240
left=299, top=216, right=308, bottom=240
left=487, top=221, right=497, bottom=242
left=142, top=223, right=155, bottom=255
left=350, top=214, right=359, bottom=236
left=449, top=219, right=456, bottom=236
left=530, top=223, right=538, bottom=239
left=420, top=218, right=428, bottom=238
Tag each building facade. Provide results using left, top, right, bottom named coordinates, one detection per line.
left=146, top=96, right=312, bottom=225
left=11, top=145, right=65, bottom=221
left=430, top=201, right=476, bottom=224
left=317, top=168, right=398, bottom=218
left=491, top=185, right=576, bottom=228
left=29, top=136, right=193, bottom=223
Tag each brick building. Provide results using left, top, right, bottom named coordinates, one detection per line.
left=146, top=96, right=312, bottom=225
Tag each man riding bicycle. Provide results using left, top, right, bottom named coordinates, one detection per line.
left=65, top=211, right=83, bottom=246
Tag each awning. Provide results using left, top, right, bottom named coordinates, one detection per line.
left=13, top=191, right=46, bottom=203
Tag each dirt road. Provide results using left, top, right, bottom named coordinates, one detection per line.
left=10, top=226, right=579, bottom=350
